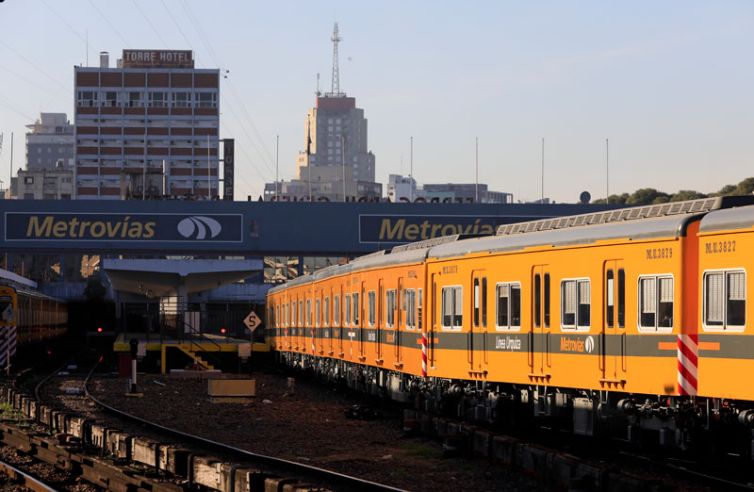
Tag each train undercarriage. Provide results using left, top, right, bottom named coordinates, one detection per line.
left=278, top=351, right=754, bottom=460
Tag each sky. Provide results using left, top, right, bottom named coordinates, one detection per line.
left=0, top=1, right=752, bottom=203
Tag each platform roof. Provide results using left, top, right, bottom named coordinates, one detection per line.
left=102, top=259, right=262, bottom=297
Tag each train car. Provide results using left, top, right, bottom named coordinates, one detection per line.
left=0, top=285, right=67, bottom=368
left=267, top=196, right=754, bottom=450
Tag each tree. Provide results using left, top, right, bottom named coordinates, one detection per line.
left=671, top=190, right=706, bottom=202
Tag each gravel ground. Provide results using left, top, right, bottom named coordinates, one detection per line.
left=85, top=372, right=542, bottom=492
left=0, top=444, right=99, bottom=492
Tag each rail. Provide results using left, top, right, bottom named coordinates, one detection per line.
left=82, top=360, right=403, bottom=492
left=0, top=459, right=57, bottom=492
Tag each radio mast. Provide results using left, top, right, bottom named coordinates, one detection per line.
left=330, top=23, right=342, bottom=96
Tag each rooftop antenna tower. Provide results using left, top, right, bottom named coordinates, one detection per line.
left=316, top=73, right=321, bottom=97
left=329, top=22, right=343, bottom=96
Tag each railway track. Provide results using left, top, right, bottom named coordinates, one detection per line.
left=0, top=459, right=57, bottom=492
left=2, top=359, right=405, bottom=492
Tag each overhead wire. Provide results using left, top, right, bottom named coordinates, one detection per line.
left=160, top=0, right=265, bottom=196
left=178, top=0, right=279, bottom=187
left=181, top=0, right=277, bottom=168
left=132, top=0, right=170, bottom=48
left=86, top=0, right=129, bottom=47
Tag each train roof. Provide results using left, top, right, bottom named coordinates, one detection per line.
left=267, top=197, right=754, bottom=294
left=699, top=205, right=754, bottom=233
left=267, top=236, right=463, bottom=294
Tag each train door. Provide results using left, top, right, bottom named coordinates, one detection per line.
left=357, top=282, right=365, bottom=360
left=429, top=273, right=438, bottom=368
left=602, top=261, right=626, bottom=384
left=470, top=271, right=487, bottom=374
left=336, top=286, right=344, bottom=357
left=395, top=277, right=404, bottom=365
left=530, top=266, right=551, bottom=377
left=377, top=278, right=384, bottom=361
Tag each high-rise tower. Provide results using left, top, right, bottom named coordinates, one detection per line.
left=265, top=24, right=380, bottom=201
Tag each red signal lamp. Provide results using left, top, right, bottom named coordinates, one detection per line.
left=97, top=327, right=103, bottom=333
left=220, top=327, right=227, bottom=334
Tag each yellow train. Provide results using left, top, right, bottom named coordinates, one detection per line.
left=0, top=285, right=67, bottom=368
left=267, top=196, right=754, bottom=449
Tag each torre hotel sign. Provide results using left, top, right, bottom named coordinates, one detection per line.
left=121, top=50, right=194, bottom=68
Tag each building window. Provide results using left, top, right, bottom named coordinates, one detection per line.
left=128, top=92, right=144, bottom=107
left=441, top=286, right=463, bottom=330
left=638, top=275, right=674, bottom=331
left=103, top=91, right=118, bottom=107
left=24, top=176, right=34, bottom=184
left=77, top=91, right=97, bottom=107
left=561, top=279, right=590, bottom=330
left=704, top=270, right=746, bottom=331
left=172, top=92, right=192, bottom=108
left=197, top=92, right=217, bottom=108
left=23, top=193, right=35, bottom=200
left=148, top=92, right=168, bottom=108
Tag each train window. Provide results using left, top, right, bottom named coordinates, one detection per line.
left=324, top=297, right=330, bottom=327
left=638, top=275, right=674, bottom=331
left=306, top=299, right=312, bottom=327
left=544, top=273, right=551, bottom=327
left=352, top=293, right=360, bottom=325
left=298, top=300, right=303, bottom=327
left=334, top=296, right=340, bottom=325
left=441, top=286, right=463, bottom=330
left=704, top=270, right=746, bottom=331
left=406, top=289, right=417, bottom=329
left=386, top=290, right=396, bottom=328
left=345, top=294, right=351, bottom=326
left=368, top=291, right=376, bottom=326
left=561, top=279, right=590, bottom=331
left=606, top=270, right=614, bottom=328
left=315, top=299, right=321, bottom=327
left=496, top=282, right=521, bottom=331
left=534, top=274, right=541, bottom=327
left=416, top=289, right=424, bottom=330
left=482, top=278, right=488, bottom=327
left=618, top=269, right=625, bottom=328
left=474, top=279, right=479, bottom=326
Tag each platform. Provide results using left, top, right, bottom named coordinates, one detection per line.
left=114, top=332, right=269, bottom=374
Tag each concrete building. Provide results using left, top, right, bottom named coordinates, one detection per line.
left=387, top=174, right=513, bottom=203
left=15, top=167, right=74, bottom=200
left=25, top=113, right=74, bottom=171
left=74, top=49, right=220, bottom=200
left=265, top=24, right=381, bottom=202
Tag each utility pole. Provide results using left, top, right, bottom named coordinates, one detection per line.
left=409, top=136, right=414, bottom=202
left=606, top=138, right=609, bottom=204
left=341, top=134, right=346, bottom=202
left=207, top=135, right=211, bottom=200
left=275, top=135, right=279, bottom=200
left=475, top=137, right=479, bottom=203
left=540, top=137, right=544, bottom=203
left=9, top=133, right=13, bottom=196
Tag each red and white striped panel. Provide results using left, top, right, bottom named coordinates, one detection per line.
left=421, top=333, right=427, bottom=378
left=677, top=334, right=698, bottom=396
left=0, top=326, right=16, bottom=370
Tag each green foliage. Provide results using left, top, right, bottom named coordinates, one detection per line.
left=591, top=177, right=754, bottom=206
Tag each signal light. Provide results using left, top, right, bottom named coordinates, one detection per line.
left=97, top=327, right=103, bottom=333
left=220, top=327, right=227, bottom=334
